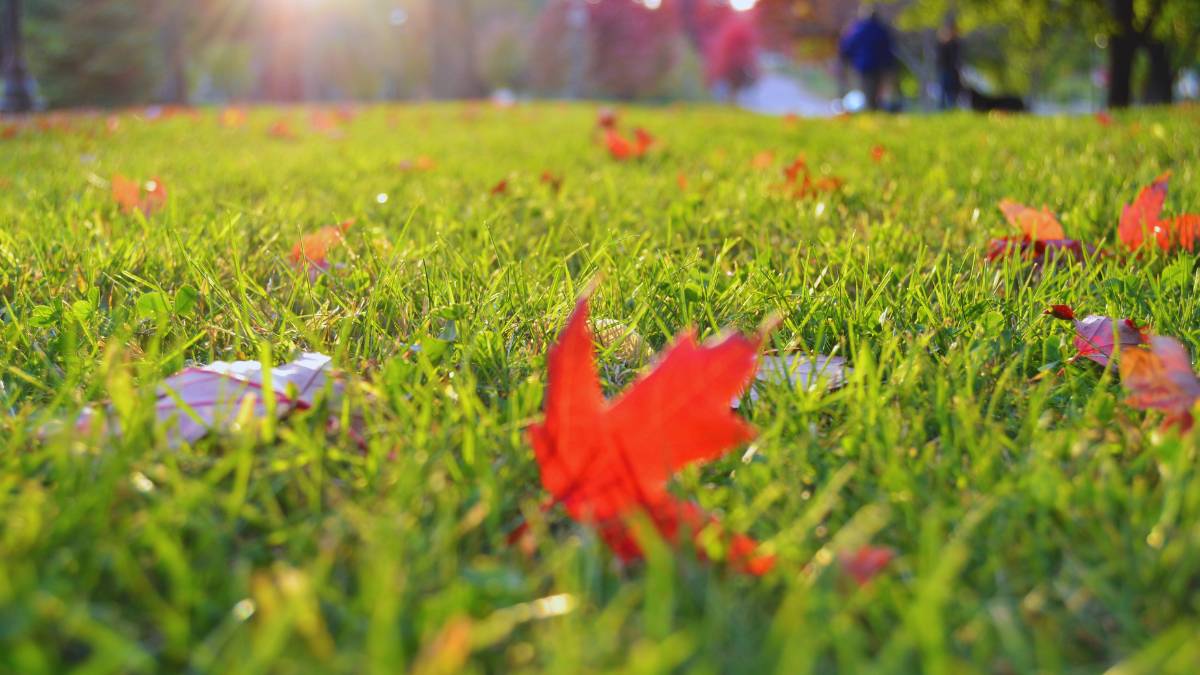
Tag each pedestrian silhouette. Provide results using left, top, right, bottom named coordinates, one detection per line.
left=838, top=5, right=896, bottom=111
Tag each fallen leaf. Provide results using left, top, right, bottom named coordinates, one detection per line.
left=754, top=353, right=849, bottom=393
left=1046, top=305, right=1149, bottom=369
left=268, top=118, right=296, bottom=139
left=111, top=174, right=141, bottom=213
left=633, top=127, right=655, bottom=154
left=77, top=352, right=337, bottom=445
left=111, top=174, right=167, bottom=216
left=1118, top=173, right=1171, bottom=251
left=291, top=220, right=354, bottom=277
left=840, top=545, right=894, bottom=585
left=999, top=199, right=1066, bottom=241
left=220, top=107, right=247, bottom=128
left=751, top=151, right=775, bottom=169
left=399, top=156, right=437, bottom=172
left=1120, top=336, right=1200, bottom=431
left=310, top=109, right=341, bottom=134
left=526, top=295, right=773, bottom=574
left=605, top=129, right=637, bottom=161
left=777, top=156, right=842, bottom=200
left=1169, top=214, right=1199, bottom=252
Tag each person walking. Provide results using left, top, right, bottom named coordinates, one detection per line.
left=936, top=13, right=963, bottom=109
left=838, top=5, right=896, bottom=111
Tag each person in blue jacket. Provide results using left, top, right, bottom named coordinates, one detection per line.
left=838, top=5, right=897, bottom=111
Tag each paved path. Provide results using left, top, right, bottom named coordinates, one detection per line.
left=736, top=68, right=835, bottom=117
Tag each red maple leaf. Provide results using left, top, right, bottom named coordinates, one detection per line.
left=1169, top=214, right=1200, bottom=253
left=776, top=156, right=841, bottom=200
left=1045, top=305, right=1149, bottom=368
left=526, top=295, right=773, bottom=574
left=633, top=127, right=656, bottom=154
left=1117, top=173, right=1176, bottom=252
left=840, top=545, right=895, bottom=586
left=1120, top=336, right=1200, bottom=431
left=605, top=130, right=636, bottom=160
left=1115, top=174, right=1200, bottom=252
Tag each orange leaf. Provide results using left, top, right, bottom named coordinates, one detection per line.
left=750, top=151, right=775, bottom=170
left=527, top=295, right=771, bottom=574
left=1120, top=336, right=1200, bottom=431
left=111, top=174, right=141, bottom=213
left=399, top=156, right=437, bottom=172
left=291, top=220, right=354, bottom=270
left=268, top=119, right=296, bottom=140
left=220, top=107, right=247, bottom=129
left=998, top=199, right=1065, bottom=241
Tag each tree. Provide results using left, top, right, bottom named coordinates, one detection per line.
left=530, top=0, right=678, bottom=100
left=25, top=0, right=162, bottom=107
left=585, top=0, right=678, bottom=100
left=902, top=0, right=1200, bottom=108
left=3, top=0, right=42, bottom=112
left=704, top=14, right=760, bottom=98
left=429, top=0, right=484, bottom=98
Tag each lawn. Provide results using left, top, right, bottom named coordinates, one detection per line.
left=1, top=103, right=1199, bottom=673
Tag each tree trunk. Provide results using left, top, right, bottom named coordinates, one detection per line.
left=1144, top=38, right=1174, bottom=104
left=1106, top=0, right=1136, bottom=109
left=2, top=0, right=39, bottom=112
left=430, top=0, right=483, bottom=99
left=159, top=3, right=188, bottom=104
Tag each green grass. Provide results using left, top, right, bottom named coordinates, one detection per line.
left=2, top=103, right=1200, bottom=674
